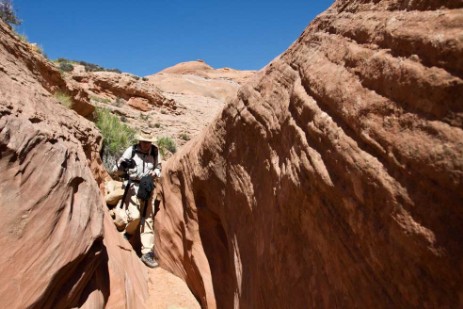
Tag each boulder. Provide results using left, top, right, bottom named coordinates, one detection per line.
left=105, top=180, right=125, bottom=206
left=128, top=97, right=152, bottom=112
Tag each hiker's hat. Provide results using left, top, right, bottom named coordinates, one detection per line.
left=135, top=132, right=155, bottom=143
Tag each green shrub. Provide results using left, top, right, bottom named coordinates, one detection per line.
left=179, top=133, right=190, bottom=141
left=34, top=44, right=45, bottom=56
left=157, top=136, right=176, bottom=157
left=140, top=113, right=149, bottom=121
left=77, top=60, right=121, bottom=73
left=54, top=58, right=121, bottom=73
left=149, top=122, right=161, bottom=129
left=94, top=107, right=136, bottom=170
left=54, top=91, right=73, bottom=108
left=0, top=0, right=21, bottom=26
left=17, top=33, right=27, bottom=42
left=59, top=62, right=74, bottom=72
left=106, top=68, right=122, bottom=74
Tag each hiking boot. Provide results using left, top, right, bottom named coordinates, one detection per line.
left=141, top=252, right=159, bottom=268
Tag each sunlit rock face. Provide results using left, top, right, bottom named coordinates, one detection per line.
left=155, top=1, right=463, bottom=308
left=0, top=20, right=148, bottom=308
left=147, top=60, right=255, bottom=101
left=68, top=70, right=177, bottom=112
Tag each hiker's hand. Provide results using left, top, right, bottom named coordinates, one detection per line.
left=151, top=169, right=161, bottom=178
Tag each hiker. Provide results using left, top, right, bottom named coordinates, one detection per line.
left=113, top=132, right=162, bottom=268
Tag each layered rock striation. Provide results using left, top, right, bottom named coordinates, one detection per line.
left=143, top=60, right=256, bottom=148
left=63, top=60, right=251, bottom=151
left=0, top=21, right=148, bottom=308
left=0, top=26, right=95, bottom=119
left=156, top=1, right=463, bottom=308
left=68, top=70, right=177, bottom=112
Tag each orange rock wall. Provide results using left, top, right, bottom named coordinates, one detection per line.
left=0, top=21, right=148, bottom=308
left=156, top=1, right=463, bottom=308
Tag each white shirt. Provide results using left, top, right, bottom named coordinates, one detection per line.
left=117, top=145, right=162, bottom=181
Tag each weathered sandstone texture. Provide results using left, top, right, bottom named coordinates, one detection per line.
left=0, top=25, right=94, bottom=118
left=68, top=70, right=177, bottom=112
left=0, top=21, right=148, bottom=308
left=155, top=1, right=463, bottom=308
left=148, top=60, right=255, bottom=101
left=78, top=60, right=255, bottom=153
left=143, top=60, right=255, bottom=149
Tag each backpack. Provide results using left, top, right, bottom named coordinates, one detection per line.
left=137, top=175, right=155, bottom=201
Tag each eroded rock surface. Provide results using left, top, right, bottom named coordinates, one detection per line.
left=0, top=21, right=148, bottom=308
left=147, top=60, right=255, bottom=101
left=68, top=69, right=177, bottom=111
left=143, top=60, right=256, bottom=150
left=156, top=1, right=463, bottom=308
left=64, top=60, right=254, bottom=152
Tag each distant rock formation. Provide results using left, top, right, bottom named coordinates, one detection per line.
left=68, top=70, right=177, bottom=112
left=0, top=20, right=149, bottom=308
left=143, top=60, right=255, bottom=149
left=62, top=60, right=254, bottom=152
left=155, top=1, right=463, bottom=308
left=148, top=60, right=255, bottom=101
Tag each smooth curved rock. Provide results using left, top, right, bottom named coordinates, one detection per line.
left=156, top=1, right=463, bottom=308
left=0, top=20, right=148, bottom=308
left=147, top=60, right=255, bottom=101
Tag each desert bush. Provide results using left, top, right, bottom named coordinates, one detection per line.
left=54, top=58, right=120, bottom=73
left=156, top=136, right=176, bottom=157
left=106, top=68, right=122, bottom=74
left=94, top=107, right=136, bottom=170
left=54, top=91, right=73, bottom=108
left=17, top=33, right=27, bottom=42
left=179, top=133, right=190, bottom=141
left=77, top=60, right=121, bottom=73
left=59, top=62, right=74, bottom=72
left=0, top=0, right=20, bottom=26
left=79, top=60, right=102, bottom=72
left=140, top=113, right=149, bottom=121
left=149, top=122, right=161, bottom=129
left=32, top=43, right=45, bottom=56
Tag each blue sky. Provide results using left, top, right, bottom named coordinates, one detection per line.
left=14, top=1, right=334, bottom=76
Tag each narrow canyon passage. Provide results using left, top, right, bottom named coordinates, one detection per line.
left=0, top=0, right=461, bottom=308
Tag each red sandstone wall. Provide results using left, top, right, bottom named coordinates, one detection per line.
left=155, top=1, right=463, bottom=308
left=0, top=20, right=148, bottom=308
